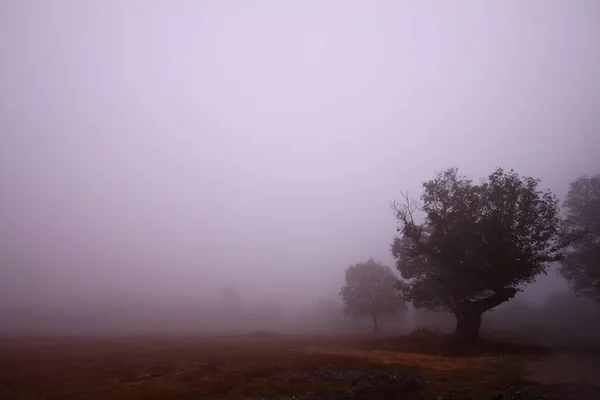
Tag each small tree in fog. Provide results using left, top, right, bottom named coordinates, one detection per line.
left=219, top=285, right=243, bottom=319
left=560, top=174, right=600, bottom=302
left=314, top=298, right=342, bottom=322
left=252, top=300, right=283, bottom=329
left=339, top=258, right=406, bottom=333
left=391, top=168, right=563, bottom=340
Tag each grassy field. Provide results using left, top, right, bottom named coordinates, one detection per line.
left=0, top=331, right=552, bottom=400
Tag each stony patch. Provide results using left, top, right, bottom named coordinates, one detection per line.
left=503, top=385, right=547, bottom=400
left=278, top=369, right=425, bottom=385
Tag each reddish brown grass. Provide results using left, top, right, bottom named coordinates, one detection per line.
left=0, top=333, right=543, bottom=399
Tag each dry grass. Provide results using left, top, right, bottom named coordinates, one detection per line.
left=0, top=333, right=546, bottom=400
left=309, top=345, right=497, bottom=372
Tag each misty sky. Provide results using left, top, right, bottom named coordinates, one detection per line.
left=1, top=1, right=599, bottom=309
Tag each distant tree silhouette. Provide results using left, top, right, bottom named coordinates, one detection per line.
left=314, top=298, right=342, bottom=323
left=542, top=291, right=600, bottom=325
left=219, top=284, right=243, bottom=321
left=340, top=258, right=406, bottom=333
left=391, top=168, right=563, bottom=340
left=252, top=300, right=283, bottom=329
left=560, top=174, right=600, bottom=303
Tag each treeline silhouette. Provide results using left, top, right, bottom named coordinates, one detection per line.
left=0, top=288, right=404, bottom=336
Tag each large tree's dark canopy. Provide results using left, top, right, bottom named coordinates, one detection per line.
left=560, top=174, right=600, bottom=302
left=339, top=258, right=406, bottom=332
left=391, top=168, right=563, bottom=318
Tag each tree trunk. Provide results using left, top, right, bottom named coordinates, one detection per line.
left=452, top=289, right=518, bottom=341
left=372, top=314, right=379, bottom=333
left=454, top=307, right=482, bottom=340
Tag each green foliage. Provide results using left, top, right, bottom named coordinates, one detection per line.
left=339, top=258, right=406, bottom=320
left=391, top=167, right=563, bottom=315
left=560, top=174, right=600, bottom=302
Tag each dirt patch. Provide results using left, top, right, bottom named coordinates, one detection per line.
left=526, top=353, right=600, bottom=400
left=526, top=353, right=600, bottom=386
left=539, top=384, right=600, bottom=400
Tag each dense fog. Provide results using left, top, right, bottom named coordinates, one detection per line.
left=1, top=1, right=599, bottom=337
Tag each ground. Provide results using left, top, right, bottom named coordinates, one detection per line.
left=1, top=332, right=599, bottom=399
left=524, top=353, right=600, bottom=400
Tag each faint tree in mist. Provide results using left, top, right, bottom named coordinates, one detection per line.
left=315, top=298, right=342, bottom=321
left=218, top=284, right=243, bottom=326
left=339, top=258, right=407, bottom=333
left=391, top=168, right=563, bottom=340
left=251, top=300, right=284, bottom=330
left=560, top=174, right=600, bottom=302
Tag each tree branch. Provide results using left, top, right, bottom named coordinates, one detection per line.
left=392, top=191, right=420, bottom=233
left=473, top=288, right=518, bottom=313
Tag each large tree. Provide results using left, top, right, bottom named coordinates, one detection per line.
left=560, top=174, right=600, bottom=302
left=339, top=258, right=406, bottom=333
left=391, top=168, right=563, bottom=340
